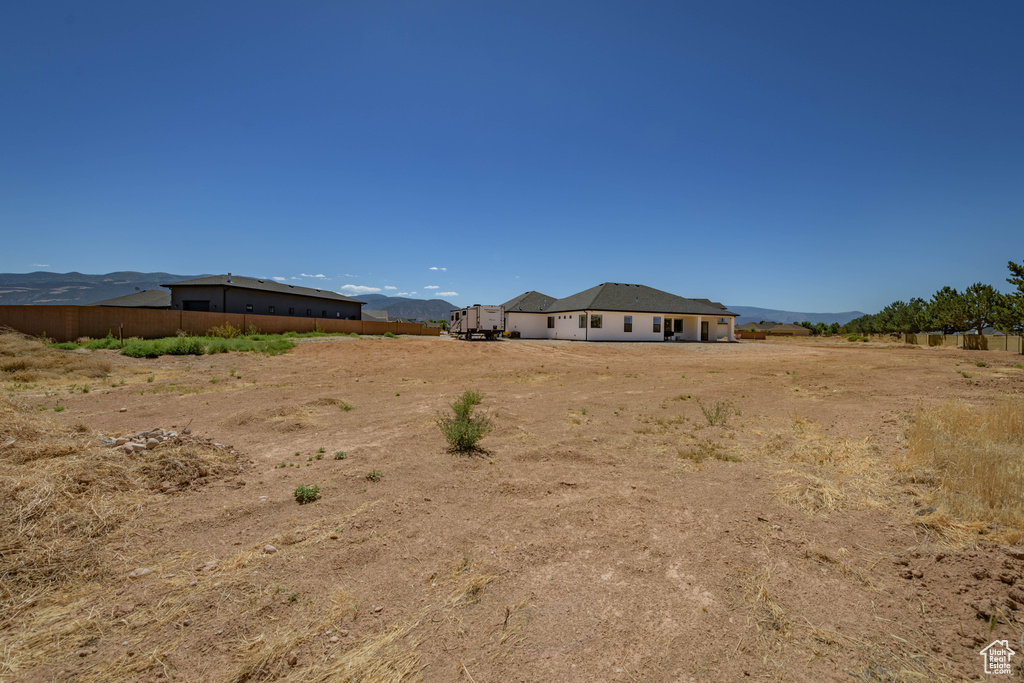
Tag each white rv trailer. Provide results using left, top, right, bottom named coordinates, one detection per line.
left=449, top=305, right=505, bottom=340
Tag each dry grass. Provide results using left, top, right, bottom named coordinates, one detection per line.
left=737, top=563, right=791, bottom=639
left=900, top=399, right=1024, bottom=535
left=0, top=394, right=237, bottom=676
left=776, top=470, right=844, bottom=514
left=0, top=330, right=112, bottom=382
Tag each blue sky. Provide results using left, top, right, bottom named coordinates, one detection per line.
left=2, top=1, right=1022, bottom=313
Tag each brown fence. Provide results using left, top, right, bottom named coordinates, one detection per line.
left=901, top=333, right=1023, bottom=354
left=0, top=306, right=439, bottom=342
left=735, top=331, right=767, bottom=340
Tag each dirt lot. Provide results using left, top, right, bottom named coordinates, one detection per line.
left=5, top=335, right=1024, bottom=681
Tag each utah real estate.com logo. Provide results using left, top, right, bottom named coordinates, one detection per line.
left=980, top=639, right=1015, bottom=675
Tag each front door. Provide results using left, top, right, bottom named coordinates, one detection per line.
left=701, top=321, right=709, bottom=341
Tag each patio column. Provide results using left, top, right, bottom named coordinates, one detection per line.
left=695, top=315, right=702, bottom=341
left=728, top=317, right=735, bottom=342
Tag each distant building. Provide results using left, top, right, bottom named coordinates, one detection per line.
left=161, top=274, right=364, bottom=319
left=501, top=283, right=737, bottom=341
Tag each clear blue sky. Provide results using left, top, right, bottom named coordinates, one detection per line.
left=2, top=1, right=1022, bottom=313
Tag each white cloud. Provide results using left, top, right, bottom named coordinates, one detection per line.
left=397, top=292, right=409, bottom=296
left=429, top=266, right=447, bottom=271
left=272, top=276, right=287, bottom=281
left=298, top=273, right=327, bottom=278
left=339, top=284, right=382, bottom=294
left=424, top=285, right=439, bottom=289
left=410, top=291, right=417, bottom=295
left=384, top=286, right=397, bottom=290
left=341, top=273, right=356, bottom=278
left=437, top=291, right=458, bottom=297
left=31, top=263, right=50, bottom=267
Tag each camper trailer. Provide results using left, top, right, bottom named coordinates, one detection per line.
left=449, top=305, right=504, bottom=340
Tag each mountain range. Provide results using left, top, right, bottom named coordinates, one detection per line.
left=0, top=272, right=865, bottom=325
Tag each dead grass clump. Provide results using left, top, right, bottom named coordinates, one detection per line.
left=0, top=394, right=235, bottom=622
left=0, top=330, right=111, bottom=382
left=737, top=563, right=791, bottom=638
left=901, top=399, right=1024, bottom=532
left=776, top=470, right=845, bottom=515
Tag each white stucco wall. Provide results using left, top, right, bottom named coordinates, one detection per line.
left=506, top=312, right=549, bottom=338
left=578, top=311, right=664, bottom=342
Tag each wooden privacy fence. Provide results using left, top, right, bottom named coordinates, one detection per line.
left=902, top=333, right=1024, bottom=354
left=735, top=331, right=767, bottom=340
left=0, top=306, right=439, bottom=342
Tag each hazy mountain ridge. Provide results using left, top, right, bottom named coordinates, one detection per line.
left=359, top=294, right=456, bottom=320
left=0, top=271, right=204, bottom=305
left=729, top=306, right=865, bottom=326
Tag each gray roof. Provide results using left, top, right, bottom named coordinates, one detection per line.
left=162, top=274, right=364, bottom=304
left=502, top=291, right=558, bottom=313
left=90, top=289, right=172, bottom=308
left=362, top=310, right=389, bottom=321
left=542, top=283, right=737, bottom=317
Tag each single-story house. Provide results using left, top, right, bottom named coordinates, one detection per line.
left=362, top=309, right=390, bottom=322
left=161, top=274, right=364, bottom=319
left=765, top=323, right=811, bottom=336
left=91, top=289, right=172, bottom=309
left=502, top=283, right=737, bottom=342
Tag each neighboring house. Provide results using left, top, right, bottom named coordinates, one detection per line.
left=162, top=274, right=364, bottom=319
left=501, top=283, right=737, bottom=342
left=766, top=323, right=811, bottom=336
left=362, top=309, right=389, bottom=322
left=90, top=290, right=172, bottom=309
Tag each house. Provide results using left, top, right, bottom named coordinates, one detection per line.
left=161, top=274, right=364, bottom=320
left=765, top=323, right=811, bottom=336
left=361, top=309, right=390, bottom=322
left=90, top=289, right=172, bottom=309
left=502, top=283, right=737, bottom=342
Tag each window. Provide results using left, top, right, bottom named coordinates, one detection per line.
left=673, top=319, right=683, bottom=333
left=547, top=316, right=554, bottom=329
left=322, top=310, right=327, bottom=317
left=590, top=314, right=603, bottom=329
left=623, top=315, right=632, bottom=333
left=336, top=312, right=340, bottom=318
left=579, top=314, right=586, bottom=328
left=288, top=307, right=294, bottom=315
left=718, top=317, right=728, bottom=324
left=269, top=305, right=275, bottom=314
left=245, top=304, right=253, bottom=312
left=653, top=316, right=661, bottom=333
left=306, top=309, right=312, bottom=316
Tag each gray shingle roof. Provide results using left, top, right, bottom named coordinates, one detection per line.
left=542, top=283, right=737, bottom=317
left=161, top=275, right=364, bottom=304
left=501, top=291, right=558, bottom=313
left=90, top=290, right=172, bottom=308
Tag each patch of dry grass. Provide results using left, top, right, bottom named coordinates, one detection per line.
left=898, top=399, right=1024, bottom=536
left=0, top=330, right=111, bottom=382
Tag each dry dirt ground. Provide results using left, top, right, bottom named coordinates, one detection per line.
left=5, top=335, right=1024, bottom=682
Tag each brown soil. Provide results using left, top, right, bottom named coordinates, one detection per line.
left=6, top=335, right=1024, bottom=681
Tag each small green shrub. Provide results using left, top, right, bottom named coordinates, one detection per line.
left=1015, top=364, right=1023, bottom=369
left=293, top=484, right=321, bottom=504
left=437, top=389, right=492, bottom=452
left=975, top=361, right=987, bottom=367
left=147, top=375, right=155, bottom=383
left=121, top=340, right=162, bottom=358
left=697, top=399, right=736, bottom=427
left=86, top=333, right=121, bottom=350
left=207, top=323, right=243, bottom=339
left=334, top=451, right=347, bottom=460
left=49, top=341, right=81, bottom=350
left=383, top=332, right=397, bottom=339
left=366, top=469, right=382, bottom=482
left=165, top=336, right=205, bottom=355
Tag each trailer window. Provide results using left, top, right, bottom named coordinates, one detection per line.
left=579, top=314, right=586, bottom=328
left=623, top=315, right=632, bottom=333
left=653, top=316, right=661, bottom=333
left=547, top=316, right=554, bottom=329
left=590, top=314, right=602, bottom=329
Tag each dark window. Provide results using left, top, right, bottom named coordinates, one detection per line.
left=289, top=307, right=294, bottom=315
left=590, top=314, right=603, bottom=329
left=673, top=319, right=683, bottom=333
left=547, top=316, right=554, bottom=329
left=245, top=304, right=253, bottom=312
left=336, top=312, right=341, bottom=318
left=624, top=315, right=632, bottom=333
left=269, top=305, right=275, bottom=314
left=306, top=309, right=312, bottom=316
left=653, top=316, right=661, bottom=333
left=579, top=314, right=586, bottom=328
left=322, top=310, right=327, bottom=317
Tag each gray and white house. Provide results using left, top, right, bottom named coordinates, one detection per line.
left=502, top=283, right=737, bottom=342
left=160, top=274, right=364, bottom=319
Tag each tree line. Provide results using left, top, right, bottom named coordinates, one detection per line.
left=841, top=260, right=1024, bottom=336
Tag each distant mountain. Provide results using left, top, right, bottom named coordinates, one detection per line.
left=729, top=306, right=865, bottom=326
left=360, top=294, right=456, bottom=320
left=0, top=271, right=205, bottom=306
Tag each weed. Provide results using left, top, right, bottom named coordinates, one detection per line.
left=147, top=375, right=155, bottom=383
left=1015, top=364, right=1023, bottom=369
left=334, top=451, right=347, bottom=460
left=976, top=361, right=987, bottom=368
left=395, top=392, right=400, bottom=396
left=338, top=402, right=353, bottom=411
left=315, top=452, right=323, bottom=460
left=366, top=469, right=382, bottom=482
left=317, top=446, right=326, bottom=454
left=697, top=399, right=736, bottom=426
left=207, top=323, right=243, bottom=339
left=383, top=332, right=397, bottom=338
left=958, top=370, right=972, bottom=378
left=437, top=389, right=492, bottom=452
left=53, top=404, right=65, bottom=413
left=293, top=484, right=321, bottom=505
